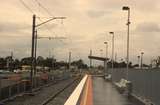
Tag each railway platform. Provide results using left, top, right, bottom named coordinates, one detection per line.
left=65, top=75, right=140, bottom=105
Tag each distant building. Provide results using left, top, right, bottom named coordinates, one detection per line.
left=21, top=65, right=31, bottom=71
left=70, top=65, right=78, bottom=71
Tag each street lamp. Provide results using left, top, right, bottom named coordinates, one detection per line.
left=137, top=56, right=140, bottom=68
left=122, top=6, right=130, bottom=79
left=141, top=52, right=144, bottom=69
left=104, top=42, right=108, bottom=59
left=89, top=50, right=92, bottom=69
left=109, top=32, right=114, bottom=70
left=100, top=49, right=103, bottom=57
left=104, top=42, right=108, bottom=74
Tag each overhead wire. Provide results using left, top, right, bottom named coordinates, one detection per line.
left=19, top=0, right=63, bottom=42
left=34, top=0, right=53, bottom=16
left=0, top=1, right=34, bottom=40
left=20, top=0, right=74, bottom=60
left=37, top=17, right=67, bottom=45
left=32, top=0, right=67, bottom=44
left=19, top=0, right=35, bottom=14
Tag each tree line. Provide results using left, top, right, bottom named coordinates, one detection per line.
left=0, top=56, right=88, bottom=71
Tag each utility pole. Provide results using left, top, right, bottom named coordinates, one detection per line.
left=100, top=49, right=103, bottom=57
left=90, top=50, right=92, bottom=69
left=68, top=52, right=71, bottom=71
left=122, top=6, right=130, bottom=80
left=52, top=49, right=54, bottom=70
left=115, top=53, right=117, bottom=62
left=30, top=14, right=36, bottom=92
left=141, top=52, right=144, bottom=69
left=30, top=14, right=66, bottom=92
left=109, top=32, right=114, bottom=70
left=11, top=51, right=13, bottom=71
left=137, top=56, right=140, bottom=68
left=104, top=42, right=108, bottom=75
left=34, top=30, right=37, bottom=75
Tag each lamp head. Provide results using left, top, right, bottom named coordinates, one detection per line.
left=122, top=6, right=130, bottom=10
left=109, top=32, right=114, bottom=34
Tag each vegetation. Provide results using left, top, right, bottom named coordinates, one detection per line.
left=0, top=56, right=88, bottom=71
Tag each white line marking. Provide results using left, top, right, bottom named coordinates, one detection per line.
left=64, top=75, right=88, bottom=105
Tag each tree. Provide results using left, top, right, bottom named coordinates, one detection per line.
left=0, top=57, right=6, bottom=69
left=21, top=57, right=32, bottom=65
left=13, top=59, right=21, bottom=69
left=156, top=56, right=160, bottom=68
left=71, top=59, right=88, bottom=69
left=5, top=56, right=14, bottom=71
left=43, top=58, right=54, bottom=67
left=37, top=56, right=44, bottom=66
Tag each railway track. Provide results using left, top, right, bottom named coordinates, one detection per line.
left=5, top=76, right=81, bottom=105
left=40, top=77, right=80, bottom=105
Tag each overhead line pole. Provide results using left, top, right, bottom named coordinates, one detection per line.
left=37, top=36, right=66, bottom=40
left=30, top=14, right=66, bottom=92
left=68, top=52, right=71, bottom=71
left=90, top=50, right=92, bottom=69
left=30, top=14, right=36, bottom=92
left=34, top=30, right=38, bottom=75
left=36, top=17, right=66, bottom=27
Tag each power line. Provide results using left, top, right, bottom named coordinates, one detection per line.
left=20, top=0, right=67, bottom=45
left=37, top=17, right=57, bottom=35
left=33, top=0, right=62, bottom=40
left=19, top=0, right=34, bottom=14
left=37, top=17, right=67, bottom=44
left=34, top=0, right=53, bottom=16
left=19, top=0, right=61, bottom=40
left=34, top=0, right=68, bottom=44
left=33, top=0, right=67, bottom=42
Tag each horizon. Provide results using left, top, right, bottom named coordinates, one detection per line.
left=0, top=0, right=160, bottom=65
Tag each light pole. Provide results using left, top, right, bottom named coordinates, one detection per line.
left=137, top=56, right=140, bottom=68
left=104, top=42, right=108, bottom=74
left=34, top=30, right=37, bottom=75
left=68, top=51, right=71, bottom=71
left=109, top=32, right=114, bottom=70
left=141, top=52, right=144, bottom=69
left=104, top=42, right=108, bottom=60
left=90, top=50, right=92, bottom=69
left=122, top=6, right=130, bottom=79
left=100, top=49, right=103, bottom=57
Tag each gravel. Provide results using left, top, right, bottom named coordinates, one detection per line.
left=5, top=77, right=80, bottom=105
left=46, top=78, right=81, bottom=105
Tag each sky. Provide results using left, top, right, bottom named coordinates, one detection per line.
left=0, top=0, right=160, bottom=65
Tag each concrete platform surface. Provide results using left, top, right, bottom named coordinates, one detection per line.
left=92, top=77, right=135, bottom=105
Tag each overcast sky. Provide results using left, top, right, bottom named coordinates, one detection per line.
left=0, top=0, right=160, bottom=65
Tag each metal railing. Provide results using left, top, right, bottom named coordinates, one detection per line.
left=0, top=71, right=71, bottom=102
left=111, top=68, right=160, bottom=105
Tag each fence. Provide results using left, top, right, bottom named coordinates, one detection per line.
left=0, top=71, right=71, bottom=102
left=111, top=68, right=160, bottom=105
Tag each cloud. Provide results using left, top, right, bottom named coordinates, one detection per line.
left=135, top=22, right=160, bottom=32
left=1, top=0, right=160, bottom=64
left=87, top=10, right=109, bottom=18
left=130, top=0, right=159, bottom=12
left=0, top=21, right=30, bottom=35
